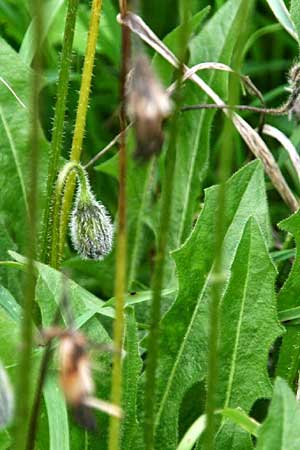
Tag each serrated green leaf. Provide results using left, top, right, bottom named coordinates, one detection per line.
left=276, top=211, right=300, bottom=385
left=148, top=160, right=271, bottom=450
left=214, top=217, right=282, bottom=447
left=255, top=378, right=300, bottom=450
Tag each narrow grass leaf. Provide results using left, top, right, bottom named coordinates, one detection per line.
left=266, top=0, right=298, bottom=41
left=43, top=373, right=70, bottom=450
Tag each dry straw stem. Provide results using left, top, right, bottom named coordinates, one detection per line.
left=118, top=12, right=299, bottom=212
left=262, top=124, right=300, bottom=186
left=55, top=0, right=103, bottom=265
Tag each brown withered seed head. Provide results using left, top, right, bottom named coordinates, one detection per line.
left=58, top=331, right=94, bottom=407
left=289, top=61, right=300, bottom=87
left=126, top=54, right=171, bottom=160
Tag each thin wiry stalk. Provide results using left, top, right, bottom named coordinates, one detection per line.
left=50, top=0, right=103, bottom=267
left=108, top=2, right=129, bottom=449
left=41, top=0, right=79, bottom=264
left=13, top=1, right=42, bottom=449
left=143, top=2, right=191, bottom=449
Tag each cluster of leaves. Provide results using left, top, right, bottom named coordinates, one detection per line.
left=1, top=1, right=300, bottom=450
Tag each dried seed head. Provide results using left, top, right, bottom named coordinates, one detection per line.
left=287, top=61, right=300, bottom=121
left=58, top=331, right=97, bottom=430
left=70, top=178, right=113, bottom=260
left=126, top=54, right=171, bottom=160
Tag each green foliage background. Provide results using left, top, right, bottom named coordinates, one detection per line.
left=1, top=0, right=300, bottom=449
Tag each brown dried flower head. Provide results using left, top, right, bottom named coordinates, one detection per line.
left=287, top=61, right=300, bottom=121
left=126, top=54, right=171, bottom=160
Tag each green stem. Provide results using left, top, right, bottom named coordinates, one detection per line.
left=51, top=161, right=88, bottom=269
left=55, top=0, right=103, bottom=263
left=41, top=0, right=79, bottom=263
left=14, top=1, right=42, bottom=449
left=108, top=2, right=130, bottom=450
left=144, top=3, right=190, bottom=449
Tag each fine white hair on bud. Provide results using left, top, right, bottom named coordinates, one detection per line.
left=126, top=53, right=171, bottom=160
left=70, top=180, right=113, bottom=260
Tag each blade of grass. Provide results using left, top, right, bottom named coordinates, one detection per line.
left=13, top=1, right=43, bottom=449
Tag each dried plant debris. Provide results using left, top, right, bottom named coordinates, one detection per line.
left=41, top=327, right=121, bottom=430
left=0, top=361, right=14, bottom=429
left=287, top=61, right=300, bottom=120
left=126, top=53, right=171, bottom=160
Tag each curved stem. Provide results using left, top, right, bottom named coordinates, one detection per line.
left=50, top=162, right=88, bottom=269
left=57, top=0, right=103, bottom=261
left=41, top=0, right=79, bottom=263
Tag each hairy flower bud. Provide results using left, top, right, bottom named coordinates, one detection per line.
left=70, top=178, right=113, bottom=260
left=126, top=54, right=171, bottom=160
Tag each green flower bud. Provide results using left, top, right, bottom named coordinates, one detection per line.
left=70, top=177, right=113, bottom=260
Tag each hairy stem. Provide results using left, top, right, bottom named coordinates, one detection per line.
left=41, top=0, right=79, bottom=263
left=13, top=1, right=42, bottom=449
left=50, top=0, right=103, bottom=267
left=143, top=3, right=190, bottom=449
left=108, top=2, right=130, bottom=449
left=51, top=162, right=87, bottom=269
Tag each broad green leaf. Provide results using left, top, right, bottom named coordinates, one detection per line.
left=290, top=0, right=300, bottom=43
left=43, top=373, right=70, bottom=450
left=19, top=0, right=65, bottom=64
left=149, top=160, right=271, bottom=450
left=0, top=38, right=49, bottom=250
left=266, top=0, right=298, bottom=41
left=121, top=308, right=143, bottom=450
left=214, top=217, right=282, bottom=447
left=276, top=211, right=300, bottom=386
left=163, top=0, right=254, bottom=281
left=255, top=378, right=300, bottom=450
left=8, top=251, right=115, bottom=322
left=213, top=422, right=253, bottom=450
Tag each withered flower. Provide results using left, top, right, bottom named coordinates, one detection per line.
left=126, top=54, right=171, bottom=160
left=287, top=61, right=300, bottom=121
